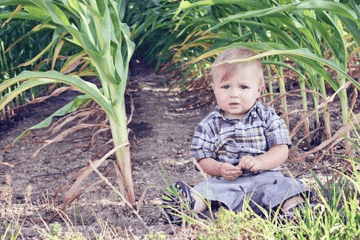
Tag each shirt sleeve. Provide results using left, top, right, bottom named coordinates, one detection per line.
left=264, top=108, right=292, bottom=149
left=190, top=122, right=216, bottom=161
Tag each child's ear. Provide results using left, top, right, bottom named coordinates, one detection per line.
left=258, top=84, right=265, bottom=93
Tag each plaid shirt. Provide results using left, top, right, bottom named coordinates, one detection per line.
left=190, top=101, right=291, bottom=166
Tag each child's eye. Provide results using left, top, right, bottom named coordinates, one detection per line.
left=221, top=85, right=230, bottom=89
left=240, top=85, right=248, bottom=89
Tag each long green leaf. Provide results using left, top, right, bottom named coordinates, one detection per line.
left=318, top=12, right=347, bottom=68
left=0, top=78, right=56, bottom=110
left=340, top=16, right=360, bottom=48
left=0, top=71, right=115, bottom=119
left=28, top=0, right=47, bottom=10
left=233, top=20, right=299, bottom=48
left=17, top=35, right=58, bottom=67
left=1, top=0, right=137, bottom=204
left=23, top=4, right=49, bottom=18
left=3, top=23, right=55, bottom=55
left=0, top=0, right=37, bottom=6
left=262, top=60, right=307, bottom=82
left=196, top=1, right=358, bottom=34
left=304, top=15, right=338, bottom=57
left=60, top=51, right=88, bottom=74
left=44, top=1, right=70, bottom=26
left=175, top=0, right=265, bottom=16
left=1, top=5, right=23, bottom=27
left=13, top=94, right=91, bottom=143
left=0, top=11, right=46, bottom=21
left=212, top=47, right=359, bottom=90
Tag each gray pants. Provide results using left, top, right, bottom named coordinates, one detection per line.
left=193, top=171, right=310, bottom=215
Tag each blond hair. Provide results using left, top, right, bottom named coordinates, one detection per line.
left=211, top=47, right=264, bottom=85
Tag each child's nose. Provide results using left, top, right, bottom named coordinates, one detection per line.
left=230, top=88, right=240, bottom=97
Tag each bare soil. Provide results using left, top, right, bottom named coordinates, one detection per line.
left=0, top=65, right=351, bottom=239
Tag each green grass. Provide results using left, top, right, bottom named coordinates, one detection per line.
left=2, top=1, right=360, bottom=239
left=157, top=179, right=360, bottom=239
left=2, top=148, right=360, bottom=240
left=157, top=154, right=360, bottom=239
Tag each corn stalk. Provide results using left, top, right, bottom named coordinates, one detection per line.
left=0, top=0, right=136, bottom=204
left=172, top=0, right=360, bottom=149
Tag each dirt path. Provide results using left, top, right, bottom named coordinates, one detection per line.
left=0, top=65, right=343, bottom=238
left=0, top=69, right=213, bottom=238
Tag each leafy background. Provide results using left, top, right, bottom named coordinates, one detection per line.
left=1, top=0, right=360, bottom=239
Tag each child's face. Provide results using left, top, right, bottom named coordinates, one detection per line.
left=212, top=65, right=263, bottom=119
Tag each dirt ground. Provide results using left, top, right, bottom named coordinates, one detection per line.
left=0, top=64, right=352, bottom=239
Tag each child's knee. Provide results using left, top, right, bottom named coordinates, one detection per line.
left=282, top=194, right=305, bottom=210
left=193, top=193, right=208, bottom=213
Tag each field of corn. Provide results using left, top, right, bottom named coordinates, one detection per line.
left=1, top=0, right=360, bottom=239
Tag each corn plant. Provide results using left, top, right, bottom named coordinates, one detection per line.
left=0, top=0, right=136, bottom=204
left=0, top=12, right=58, bottom=119
left=168, top=0, right=360, bottom=152
left=125, top=0, right=360, bottom=156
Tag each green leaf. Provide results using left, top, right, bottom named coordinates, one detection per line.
left=44, top=1, right=70, bottom=26
left=287, top=54, right=339, bottom=91
left=304, top=16, right=337, bottom=56
left=235, top=20, right=299, bottom=49
left=0, top=71, right=115, bottom=119
left=1, top=5, right=23, bottom=27
left=18, top=36, right=58, bottom=67
left=60, top=51, right=88, bottom=74
left=316, top=12, right=347, bottom=69
left=175, top=0, right=264, bottom=15
left=213, top=47, right=359, bottom=91
left=13, top=94, right=91, bottom=143
left=349, top=0, right=360, bottom=17
left=0, top=11, right=46, bottom=21
left=0, top=78, right=56, bottom=110
left=66, top=0, right=81, bottom=12
left=0, top=0, right=36, bottom=6
left=28, top=0, right=46, bottom=9
left=86, top=47, right=118, bottom=84
left=262, top=60, right=307, bottom=82
left=115, top=23, right=135, bottom=83
left=204, top=1, right=358, bottom=34
left=108, top=0, right=120, bottom=33
left=116, top=0, right=126, bottom=21
left=24, top=4, right=49, bottom=17
left=52, top=39, right=65, bottom=70
left=340, top=16, right=360, bottom=48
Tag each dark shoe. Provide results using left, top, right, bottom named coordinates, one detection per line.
left=162, top=181, right=195, bottom=225
left=281, top=202, right=317, bottom=221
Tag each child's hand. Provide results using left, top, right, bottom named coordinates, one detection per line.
left=220, top=162, right=242, bottom=181
left=238, top=155, right=262, bottom=172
